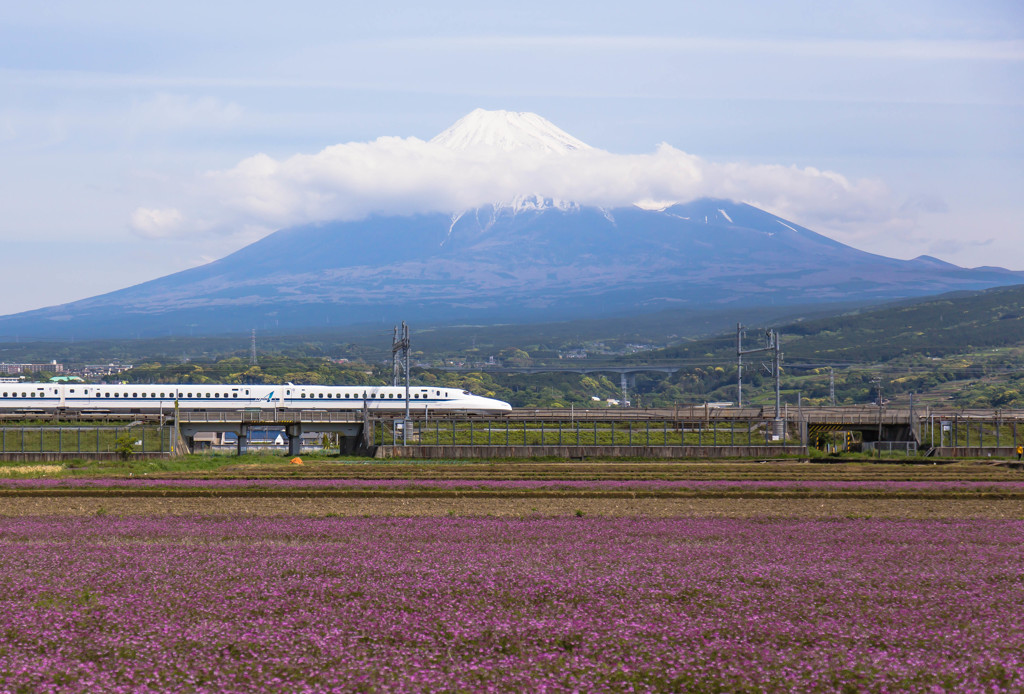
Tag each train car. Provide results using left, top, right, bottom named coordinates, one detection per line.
left=0, top=383, right=512, bottom=415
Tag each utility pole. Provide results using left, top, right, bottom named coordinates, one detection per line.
left=737, top=326, right=782, bottom=437
left=873, top=377, right=883, bottom=454
left=736, top=323, right=744, bottom=408
left=392, top=322, right=411, bottom=444
left=772, top=329, right=782, bottom=426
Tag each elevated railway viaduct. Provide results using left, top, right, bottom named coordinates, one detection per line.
left=0, top=406, right=1020, bottom=460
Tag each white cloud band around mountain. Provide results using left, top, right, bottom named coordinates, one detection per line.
left=132, top=135, right=898, bottom=240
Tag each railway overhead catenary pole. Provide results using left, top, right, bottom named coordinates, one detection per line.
left=392, top=322, right=411, bottom=444
left=737, top=325, right=782, bottom=425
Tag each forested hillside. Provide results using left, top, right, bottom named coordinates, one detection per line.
left=6, top=285, right=1023, bottom=409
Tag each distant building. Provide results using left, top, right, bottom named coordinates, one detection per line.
left=0, top=360, right=63, bottom=374
left=559, top=349, right=588, bottom=359
left=81, top=364, right=134, bottom=376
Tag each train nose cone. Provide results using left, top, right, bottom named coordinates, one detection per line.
left=486, top=397, right=512, bottom=412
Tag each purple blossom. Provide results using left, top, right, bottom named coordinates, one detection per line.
left=0, top=516, right=1021, bottom=691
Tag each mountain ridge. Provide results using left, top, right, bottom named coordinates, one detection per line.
left=2, top=109, right=1020, bottom=340
left=1, top=197, right=1020, bottom=339
left=430, top=108, right=593, bottom=154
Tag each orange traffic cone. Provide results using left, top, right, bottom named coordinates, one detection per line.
left=290, top=457, right=303, bottom=465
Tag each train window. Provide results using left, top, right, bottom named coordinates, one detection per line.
left=160, top=393, right=165, bottom=398
left=244, top=390, right=249, bottom=395
left=318, top=394, right=324, bottom=399
left=105, top=393, right=110, bottom=398
left=413, top=394, right=419, bottom=399
left=286, top=390, right=291, bottom=395
left=344, top=394, right=350, bottom=399
left=436, top=391, right=440, bottom=395
left=233, top=393, right=238, bottom=398
left=113, top=393, right=119, bottom=398
left=30, top=392, right=35, bottom=398
left=301, top=393, right=306, bottom=398
left=187, top=393, right=192, bottom=398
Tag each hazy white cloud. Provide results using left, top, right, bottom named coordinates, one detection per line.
left=130, top=207, right=184, bottom=238
left=136, top=137, right=899, bottom=239
left=127, top=93, right=242, bottom=133
left=389, top=36, right=1024, bottom=62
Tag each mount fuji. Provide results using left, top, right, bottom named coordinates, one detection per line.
left=1, top=109, right=1021, bottom=339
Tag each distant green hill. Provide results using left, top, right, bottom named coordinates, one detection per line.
left=3, top=285, right=1021, bottom=409
left=627, top=284, right=1024, bottom=408
left=648, top=284, right=1024, bottom=365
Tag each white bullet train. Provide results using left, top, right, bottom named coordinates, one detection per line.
left=0, top=382, right=512, bottom=414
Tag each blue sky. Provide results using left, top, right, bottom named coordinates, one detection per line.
left=1, top=1, right=1021, bottom=313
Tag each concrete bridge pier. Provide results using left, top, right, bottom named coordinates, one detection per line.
left=286, top=424, right=303, bottom=456
left=860, top=423, right=915, bottom=443
left=176, top=412, right=364, bottom=457
left=339, top=434, right=361, bottom=455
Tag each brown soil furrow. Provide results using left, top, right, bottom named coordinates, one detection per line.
left=1, top=496, right=1022, bottom=519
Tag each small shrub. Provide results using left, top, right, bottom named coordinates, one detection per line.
left=113, top=435, right=136, bottom=461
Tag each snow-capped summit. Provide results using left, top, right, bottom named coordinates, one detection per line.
left=431, top=108, right=592, bottom=154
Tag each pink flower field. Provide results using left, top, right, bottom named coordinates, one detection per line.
left=1, top=516, right=1022, bottom=692
left=4, top=478, right=1024, bottom=491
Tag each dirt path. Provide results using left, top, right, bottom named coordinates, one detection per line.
left=2, top=496, right=1023, bottom=518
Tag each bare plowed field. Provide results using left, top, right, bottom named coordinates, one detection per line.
left=197, top=460, right=1024, bottom=482
left=3, top=494, right=1023, bottom=518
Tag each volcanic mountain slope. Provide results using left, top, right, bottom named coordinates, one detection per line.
left=1, top=110, right=1021, bottom=339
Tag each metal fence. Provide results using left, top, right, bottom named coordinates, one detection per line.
left=926, top=417, right=1021, bottom=450
left=862, top=441, right=918, bottom=455
left=378, top=418, right=795, bottom=447
left=0, top=426, right=170, bottom=454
